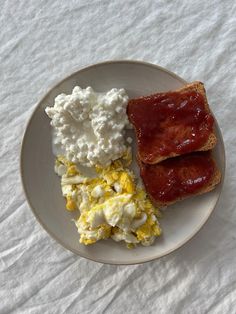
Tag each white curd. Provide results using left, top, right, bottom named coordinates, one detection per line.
left=45, top=86, right=130, bottom=167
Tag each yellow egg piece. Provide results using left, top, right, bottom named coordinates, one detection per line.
left=66, top=195, right=77, bottom=211
left=119, top=172, right=135, bottom=194
left=67, top=165, right=79, bottom=176
left=80, top=238, right=97, bottom=245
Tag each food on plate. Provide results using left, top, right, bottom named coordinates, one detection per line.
left=45, top=86, right=130, bottom=167
left=127, top=81, right=217, bottom=164
left=46, top=81, right=221, bottom=249
left=128, top=81, right=221, bottom=206
left=55, top=153, right=162, bottom=248
left=45, top=86, right=162, bottom=248
left=139, top=151, right=221, bottom=207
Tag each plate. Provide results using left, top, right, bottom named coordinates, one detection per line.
left=20, top=60, right=225, bottom=264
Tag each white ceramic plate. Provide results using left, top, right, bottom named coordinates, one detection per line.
left=21, top=60, right=225, bottom=265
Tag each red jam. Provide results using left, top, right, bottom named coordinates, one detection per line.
left=140, top=152, right=215, bottom=203
left=127, top=90, right=214, bottom=163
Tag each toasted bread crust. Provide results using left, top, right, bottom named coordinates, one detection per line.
left=131, top=81, right=217, bottom=164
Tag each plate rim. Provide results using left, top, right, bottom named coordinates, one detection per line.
left=20, top=59, right=226, bottom=265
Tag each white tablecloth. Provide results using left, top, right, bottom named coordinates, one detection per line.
left=1, top=1, right=235, bottom=313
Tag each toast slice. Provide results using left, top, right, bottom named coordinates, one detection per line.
left=139, top=151, right=221, bottom=208
left=127, top=82, right=217, bottom=164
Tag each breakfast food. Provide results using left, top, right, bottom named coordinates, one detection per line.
left=45, top=86, right=130, bottom=167
left=139, top=151, right=221, bottom=207
left=46, top=81, right=221, bottom=249
left=128, top=81, right=221, bottom=207
left=55, top=153, right=162, bottom=247
left=127, top=82, right=217, bottom=164
left=46, top=86, right=162, bottom=248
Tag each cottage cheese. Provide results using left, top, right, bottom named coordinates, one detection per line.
left=45, top=86, right=130, bottom=167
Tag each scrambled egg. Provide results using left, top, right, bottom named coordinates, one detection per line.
left=55, top=150, right=162, bottom=248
